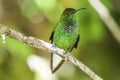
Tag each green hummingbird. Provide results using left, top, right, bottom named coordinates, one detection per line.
left=50, top=8, right=86, bottom=73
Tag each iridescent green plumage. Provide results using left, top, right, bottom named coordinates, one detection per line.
left=50, top=8, right=85, bottom=73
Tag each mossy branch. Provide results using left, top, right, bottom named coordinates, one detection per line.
left=0, top=24, right=103, bottom=80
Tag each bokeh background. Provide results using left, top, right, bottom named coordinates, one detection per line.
left=0, top=0, right=120, bottom=80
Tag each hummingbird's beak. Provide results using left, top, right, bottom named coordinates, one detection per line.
left=76, top=8, right=86, bottom=12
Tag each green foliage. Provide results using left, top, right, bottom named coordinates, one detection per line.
left=0, top=37, right=34, bottom=80
left=35, top=0, right=57, bottom=11
left=5, top=37, right=33, bottom=58
left=20, top=0, right=40, bottom=20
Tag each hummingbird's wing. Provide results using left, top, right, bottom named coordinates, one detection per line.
left=49, top=31, right=54, bottom=43
left=73, top=35, right=80, bottom=49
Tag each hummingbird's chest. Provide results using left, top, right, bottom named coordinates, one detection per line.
left=53, top=22, right=79, bottom=51
left=64, top=21, right=77, bottom=33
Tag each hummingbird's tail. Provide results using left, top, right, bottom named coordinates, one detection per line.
left=50, top=53, right=65, bottom=73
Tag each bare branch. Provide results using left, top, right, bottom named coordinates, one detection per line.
left=0, top=24, right=103, bottom=80
left=88, top=0, right=120, bottom=43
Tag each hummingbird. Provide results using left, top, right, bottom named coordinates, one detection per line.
left=49, top=8, right=86, bottom=73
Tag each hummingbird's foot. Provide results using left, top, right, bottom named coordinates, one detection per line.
left=51, top=44, right=58, bottom=56
left=52, top=44, right=56, bottom=48
left=63, top=51, right=70, bottom=61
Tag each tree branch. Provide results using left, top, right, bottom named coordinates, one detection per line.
left=88, top=0, right=120, bottom=43
left=0, top=24, right=103, bottom=80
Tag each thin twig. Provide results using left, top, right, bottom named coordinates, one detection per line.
left=88, top=0, right=120, bottom=43
left=0, top=24, right=103, bottom=80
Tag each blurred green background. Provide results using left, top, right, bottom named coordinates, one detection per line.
left=0, top=0, right=120, bottom=80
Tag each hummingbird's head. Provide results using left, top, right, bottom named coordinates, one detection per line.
left=63, top=8, right=76, bottom=17
left=60, top=8, right=86, bottom=21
